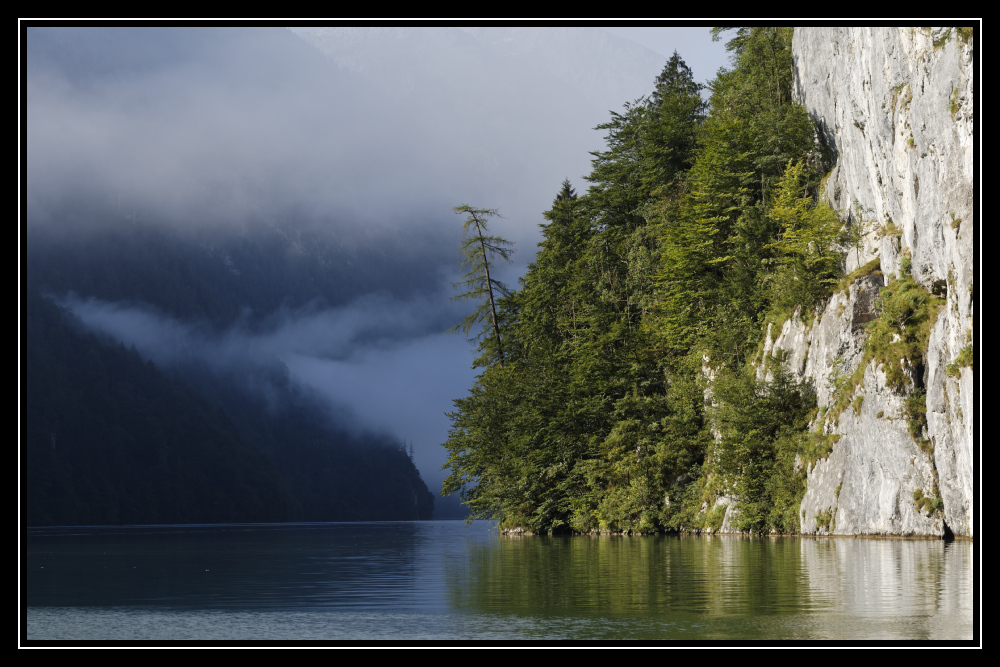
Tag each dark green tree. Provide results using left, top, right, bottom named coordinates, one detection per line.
left=553, top=178, right=577, bottom=204
left=654, top=27, right=817, bottom=368
left=644, top=51, right=707, bottom=193
left=450, top=205, right=515, bottom=368
left=651, top=50, right=704, bottom=107
left=711, top=366, right=814, bottom=533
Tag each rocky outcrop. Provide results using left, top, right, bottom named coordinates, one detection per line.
left=759, top=28, right=973, bottom=537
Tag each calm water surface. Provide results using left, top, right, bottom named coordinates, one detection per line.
left=25, top=521, right=973, bottom=641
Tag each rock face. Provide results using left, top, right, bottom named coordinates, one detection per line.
left=759, top=28, right=973, bottom=537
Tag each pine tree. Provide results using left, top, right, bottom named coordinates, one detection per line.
left=644, top=52, right=707, bottom=194
left=450, top=205, right=515, bottom=368
left=651, top=50, right=704, bottom=107
left=553, top=178, right=577, bottom=205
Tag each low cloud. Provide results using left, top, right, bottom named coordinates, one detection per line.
left=60, top=284, right=479, bottom=490
left=25, top=26, right=671, bottom=259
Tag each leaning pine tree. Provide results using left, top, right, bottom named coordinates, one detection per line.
left=442, top=205, right=525, bottom=526
left=449, top=205, right=515, bottom=368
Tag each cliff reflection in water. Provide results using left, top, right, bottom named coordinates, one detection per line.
left=26, top=523, right=973, bottom=641
left=796, top=537, right=972, bottom=638
left=444, top=534, right=972, bottom=640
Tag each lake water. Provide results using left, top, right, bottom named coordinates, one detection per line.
left=24, top=521, right=975, bottom=643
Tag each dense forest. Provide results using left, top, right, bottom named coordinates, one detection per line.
left=25, top=203, right=445, bottom=526
left=442, top=28, right=868, bottom=534
left=24, top=211, right=443, bottom=525
left=25, top=285, right=435, bottom=525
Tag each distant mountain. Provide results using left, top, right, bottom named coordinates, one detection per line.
left=26, top=212, right=455, bottom=328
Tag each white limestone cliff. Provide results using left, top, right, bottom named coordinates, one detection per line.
left=758, top=27, right=974, bottom=537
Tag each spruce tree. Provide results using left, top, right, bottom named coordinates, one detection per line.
left=450, top=205, right=515, bottom=368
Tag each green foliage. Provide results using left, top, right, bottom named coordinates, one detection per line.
left=899, top=252, right=913, bottom=275
left=450, top=205, right=515, bottom=368
left=443, top=364, right=524, bottom=525
left=814, top=508, right=835, bottom=532
left=912, top=488, right=943, bottom=516
left=656, top=27, right=819, bottom=368
left=865, top=272, right=944, bottom=392
left=835, top=258, right=882, bottom=293
left=800, top=431, right=840, bottom=469
left=823, top=259, right=942, bottom=435
left=711, top=366, right=814, bottom=533
left=766, top=159, right=844, bottom=313
left=645, top=51, right=708, bottom=192
left=705, top=503, right=728, bottom=532
left=825, top=353, right=859, bottom=425
left=932, top=29, right=950, bottom=50
left=879, top=218, right=902, bottom=238
left=929, top=27, right=970, bottom=51
left=905, top=392, right=931, bottom=451
left=823, top=266, right=943, bottom=449
left=444, top=28, right=838, bottom=535
left=946, top=344, right=974, bottom=377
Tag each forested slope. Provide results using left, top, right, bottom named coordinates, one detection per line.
left=26, top=288, right=288, bottom=525
left=25, top=283, right=435, bottom=526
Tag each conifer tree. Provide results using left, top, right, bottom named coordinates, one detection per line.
left=651, top=50, right=704, bottom=107
left=553, top=178, right=577, bottom=205
left=450, top=205, right=515, bottom=368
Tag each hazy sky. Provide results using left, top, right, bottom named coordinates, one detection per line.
left=289, top=25, right=731, bottom=88
left=598, top=26, right=730, bottom=84
left=26, top=25, right=734, bottom=497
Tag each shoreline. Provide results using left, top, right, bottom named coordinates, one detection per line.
left=499, top=529, right=973, bottom=541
